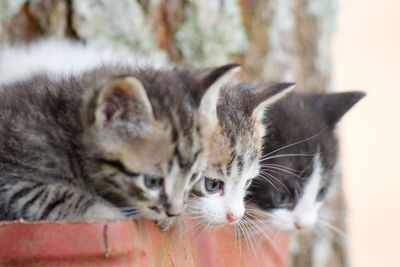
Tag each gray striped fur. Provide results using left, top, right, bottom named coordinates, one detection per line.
left=0, top=63, right=237, bottom=221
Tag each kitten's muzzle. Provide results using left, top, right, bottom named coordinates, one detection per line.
left=295, top=222, right=306, bottom=230
left=227, top=212, right=242, bottom=223
left=166, top=211, right=181, bottom=217
left=164, top=200, right=184, bottom=217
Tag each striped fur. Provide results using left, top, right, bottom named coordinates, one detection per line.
left=186, top=82, right=294, bottom=226
left=0, top=63, right=237, bottom=221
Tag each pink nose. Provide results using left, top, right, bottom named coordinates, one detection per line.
left=226, top=212, right=241, bottom=223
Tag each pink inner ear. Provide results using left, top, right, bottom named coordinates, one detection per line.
left=103, top=90, right=129, bottom=123
left=104, top=101, right=118, bottom=122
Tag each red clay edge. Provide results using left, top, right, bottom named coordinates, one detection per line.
left=0, top=219, right=290, bottom=267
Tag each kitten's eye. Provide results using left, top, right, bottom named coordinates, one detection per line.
left=144, top=175, right=164, bottom=189
left=317, top=186, right=327, bottom=200
left=204, top=177, right=224, bottom=193
left=273, top=192, right=290, bottom=206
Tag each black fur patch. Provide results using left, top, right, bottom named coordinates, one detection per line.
left=247, top=91, right=365, bottom=210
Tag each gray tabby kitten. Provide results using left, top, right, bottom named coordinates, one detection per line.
left=0, top=63, right=238, bottom=221
left=186, top=82, right=294, bottom=226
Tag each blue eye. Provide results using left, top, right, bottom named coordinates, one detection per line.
left=144, top=175, right=163, bottom=189
left=273, top=192, right=290, bottom=206
left=204, top=177, right=224, bottom=193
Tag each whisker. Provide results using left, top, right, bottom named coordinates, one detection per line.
left=239, top=221, right=254, bottom=257
left=243, top=214, right=273, bottom=242
left=261, top=130, right=326, bottom=158
left=261, top=163, right=301, bottom=173
left=245, top=208, right=279, bottom=220
left=260, top=153, right=315, bottom=162
left=245, top=213, right=273, bottom=233
left=260, top=165, right=302, bottom=180
left=242, top=214, right=284, bottom=259
left=317, top=220, right=347, bottom=239
left=259, top=171, right=291, bottom=195
left=257, top=173, right=280, bottom=192
left=241, top=219, right=258, bottom=260
left=237, top=222, right=246, bottom=255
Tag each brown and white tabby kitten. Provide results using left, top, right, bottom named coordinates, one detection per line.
left=186, top=82, right=294, bottom=226
left=0, top=63, right=239, bottom=221
left=245, top=91, right=365, bottom=232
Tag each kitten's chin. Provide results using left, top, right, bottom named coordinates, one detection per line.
left=269, top=220, right=297, bottom=233
left=274, top=226, right=297, bottom=233
left=271, top=223, right=314, bottom=233
left=140, top=207, right=168, bottom=221
left=199, top=218, right=236, bottom=227
left=209, top=221, right=227, bottom=227
left=156, top=218, right=175, bottom=231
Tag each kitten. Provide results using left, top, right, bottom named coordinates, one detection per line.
left=0, top=62, right=239, bottom=221
left=186, top=82, right=294, bottom=226
left=245, top=91, right=365, bottom=232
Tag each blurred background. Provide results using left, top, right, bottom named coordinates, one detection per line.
left=0, top=0, right=398, bottom=266
left=335, top=0, right=400, bottom=266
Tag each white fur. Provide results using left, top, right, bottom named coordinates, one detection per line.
left=311, top=238, right=333, bottom=266
left=187, top=140, right=260, bottom=226
left=82, top=202, right=125, bottom=221
left=199, top=65, right=241, bottom=129
left=269, top=152, right=325, bottom=232
left=0, top=39, right=163, bottom=84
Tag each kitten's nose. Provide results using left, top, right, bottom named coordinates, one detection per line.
left=164, top=200, right=184, bottom=217
left=226, top=212, right=241, bottom=223
left=166, top=211, right=181, bottom=217
left=294, top=222, right=306, bottom=230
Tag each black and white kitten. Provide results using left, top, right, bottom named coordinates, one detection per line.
left=246, top=91, right=365, bottom=232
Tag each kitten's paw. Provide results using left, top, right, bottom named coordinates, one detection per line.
left=82, top=203, right=125, bottom=221
left=157, top=218, right=176, bottom=231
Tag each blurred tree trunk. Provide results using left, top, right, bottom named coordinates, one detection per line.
left=0, top=0, right=344, bottom=266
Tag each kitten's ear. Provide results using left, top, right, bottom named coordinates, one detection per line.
left=250, top=82, right=295, bottom=122
left=311, top=91, right=366, bottom=127
left=196, top=64, right=241, bottom=127
left=94, top=76, right=154, bottom=126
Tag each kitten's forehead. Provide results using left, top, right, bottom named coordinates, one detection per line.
left=217, top=87, right=264, bottom=163
left=205, top=89, right=264, bottom=182
left=115, top=125, right=174, bottom=174
left=132, top=67, right=211, bottom=173
left=207, top=126, right=233, bottom=172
